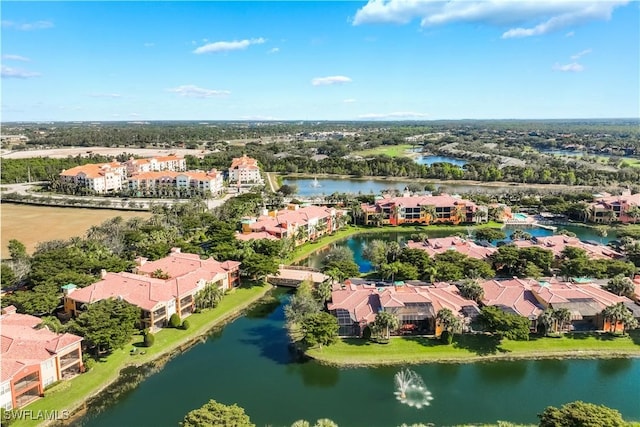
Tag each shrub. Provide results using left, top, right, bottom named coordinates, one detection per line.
left=181, top=319, right=191, bottom=330
left=144, top=332, right=155, bottom=347
left=440, top=330, right=453, bottom=345
left=362, top=325, right=372, bottom=340
left=83, top=355, right=96, bottom=371
left=169, top=313, right=181, bottom=328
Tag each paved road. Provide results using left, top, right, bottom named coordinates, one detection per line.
left=1, top=181, right=237, bottom=211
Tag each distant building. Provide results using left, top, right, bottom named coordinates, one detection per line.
left=124, top=155, right=186, bottom=175
left=588, top=189, right=640, bottom=224
left=360, top=194, right=484, bottom=226
left=228, top=155, right=263, bottom=188
left=1, top=306, right=83, bottom=410
left=59, top=162, right=127, bottom=193
left=127, top=169, right=224, bottom=196
left=405, top=236, right=497, bottom=260
left=511, top=235, right=622, bottom=260
left=238, top=204, right=346, bottom=244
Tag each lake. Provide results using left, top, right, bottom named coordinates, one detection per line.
left=73, top=289, right=640, bottom=427
left=414, top=155, right=467, bottom=167
left=0, top=203, right=151, bottom=257
left=283, top=178, right=522, bottom=198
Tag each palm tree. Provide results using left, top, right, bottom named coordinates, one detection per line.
left=552, top=307, right=572, bottom=332
left=420, top=204, right=437, bottom=224
left=436, top=308, right=462, bottom=335
left=373, top=310, right=400, bottom=340
left=626, top=206, right=640, bottom=224
left=538, top=309, right=557, bottom=336
left=454, top=207, right=467, bottom=224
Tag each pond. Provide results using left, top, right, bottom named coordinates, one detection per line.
left=414, top=155, right=467, bottom=167
left=283, top=178, right=522, bottom=198
left=73, top=289, right=640, bottom=427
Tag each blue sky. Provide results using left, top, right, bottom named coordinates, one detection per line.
left=2, top=1, right=638, bottom=121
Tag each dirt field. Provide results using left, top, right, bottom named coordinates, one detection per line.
left=0, top=147, right=214, bottom=159
left=1, top=203, right=151, bottom=257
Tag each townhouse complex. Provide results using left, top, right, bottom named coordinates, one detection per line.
left=360, top=193, right=486, bottom=226
left=237, top=204, right=347, bottom=245
left=588, top=189, right=640, bottom=224
left=59, top=154, right=263, bottom=196
left=328, top=276, right=640, bottom=338
left=62, top=249, right=240, bottom=331
left=1, top=306, right=84, bottom=410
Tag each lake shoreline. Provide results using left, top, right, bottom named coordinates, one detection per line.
left=306, top=347, right=640, bottom=368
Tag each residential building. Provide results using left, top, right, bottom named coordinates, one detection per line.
left=266, top=266, right=330, bottom=288
left=59, top=162, right=127, bottom=193
left=1, top=306, right=83, bottom=410
left=511, top=235, right=622, bottom=260
left=405, top=236, right=497, bottom=260
left=238, top=204, right=346, bottom=244
left=588, top=189, right=640, bottom=224
left=478, top=278, right=544, bottom=331
left=360, top=194, right=483, bottom=226
left=127, top=169, right=224, bottom=196
left=328, top=282, right=479, bottom=337
left=124, top=155, right=186, bottom=175
left=228, top=154, right=263, bottom=188
left=63, top=249, right=240, bottom=331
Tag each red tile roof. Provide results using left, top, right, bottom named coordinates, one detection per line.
left=479, top=278, right=543, bottom=318
left=405, top=237, right=497, bottom=259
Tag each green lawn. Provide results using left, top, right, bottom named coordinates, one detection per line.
left=352, top=144, right=415, bottom=158
left=306, top=331, right=640, bottom=366
left=15, top=285, right=271, bottom=427
left=619, top=158, right=640, bottom=168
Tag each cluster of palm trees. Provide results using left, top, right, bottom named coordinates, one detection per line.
left=538, top=308, right=572, bottom=335
left=601, top=303, right=638, bottom=334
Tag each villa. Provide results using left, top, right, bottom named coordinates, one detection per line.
left=478, top=277, right=544, bottom=331
left=63, top=249, right=240, bottom=331
left=238, top=204, right=346, bottom=244
left=1, top=306, right=84, bottom=410
left=405, top=236, right=497, bottom=260
left=588, top=189, right=640, bottom=224
left=328, top=281, right=479, bottom=337
left=360, top=193, right=485, bottom=226
left=511, top=235, right=622, bottom=260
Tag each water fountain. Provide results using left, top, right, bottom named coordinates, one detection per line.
left=311, top=177, right=321, bottom=188
left=394, top=368, right=434, bottom=408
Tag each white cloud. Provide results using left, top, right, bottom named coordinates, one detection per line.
left=87, top=93, right=122, bottom=98
left=553, top=62, right=584, bottom=72
left=358, top=111, right=430, bottom=120
left=268, top=47, right=280, bottom=54
left=167, top=85, right=231, bottom=98
left=353, top=1, right=627, bottom=38
left=565, top=31, right=575, bottom=37
left=1, top=20, right=53, bottom=30
left=311, top=76, right=352, bottom=86
left=2, top=54, right=30, bottom=62
left=1, top=65, right=41, bottom=79
left=343, top=98, right=357, bottom=103
left=193, top=38, right=266, bottom=54
left=571, top=48, right=592, bottom=60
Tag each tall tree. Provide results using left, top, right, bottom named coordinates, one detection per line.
left=603, top=274, right=635, bottom=297
left=372, top=310, right=400, bottom=340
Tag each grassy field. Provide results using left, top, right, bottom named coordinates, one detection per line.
left=306, top=331, right=640, bottom=366
left=15, top=285, right=272, bottom=427
left=352, top=144, right=415, bottom=158
left=619, top=158, right=640, bottom=168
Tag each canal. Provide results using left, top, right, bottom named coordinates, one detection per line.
left=74, top=288, right=640, bottom=427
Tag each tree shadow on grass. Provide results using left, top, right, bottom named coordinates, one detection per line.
left=565, top=331, right=618, bottom=341
left=452, top=334, right=509, bottom=356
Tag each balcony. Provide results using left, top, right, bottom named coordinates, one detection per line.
left=59, top=351, right=81, bottom=370
left=14, top=374, right=40, bottom=393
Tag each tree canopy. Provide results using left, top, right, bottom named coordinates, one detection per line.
left=180, top=399, right=255, bottom=427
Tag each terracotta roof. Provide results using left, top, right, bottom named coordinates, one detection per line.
left=531, top=280, right=630, bottom=312
left=136, top=251, right=239, bottom=279
left=230, top=155, right=259, bottom=170
left=512, top=236, right=622, bottom=259
left=235, top=231, right=279, bottom=241
left=1, top=311, right=83, bottom=382
left=377, top=194, right=477, bottom=209
left=267, top=267, right=329, bottom=284
left=405, top=237, right=496, bottom=259
left=479, top=278, right=543, bottom=318
left=60, top=162, right=123, bottom=179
